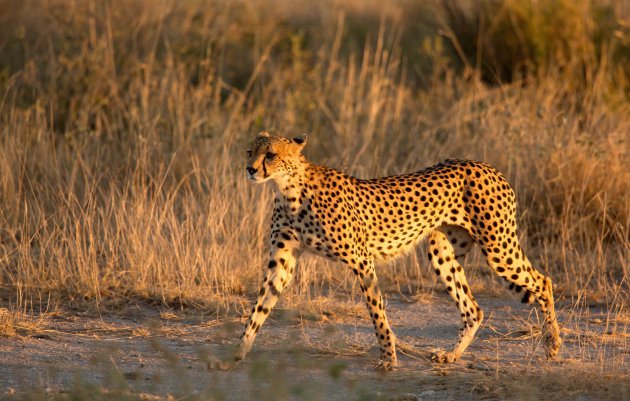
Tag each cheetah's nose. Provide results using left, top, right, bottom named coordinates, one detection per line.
left=246, top=167, right=257, bottom=176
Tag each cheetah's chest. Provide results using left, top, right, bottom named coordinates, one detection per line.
left=290, top=198, right=361, bottom=259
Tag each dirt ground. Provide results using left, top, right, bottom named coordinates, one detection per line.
left=1, top=294, right=628, bottom=401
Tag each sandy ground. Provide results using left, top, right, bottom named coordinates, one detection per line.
left=1, top=294, right=628, bottom=401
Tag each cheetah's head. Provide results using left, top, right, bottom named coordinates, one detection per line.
left=246, top=131, right=307, bottom=183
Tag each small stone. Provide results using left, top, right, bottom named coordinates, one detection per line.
left=124, top=371, right=141, bottom=380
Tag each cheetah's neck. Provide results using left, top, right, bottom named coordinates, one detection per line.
left=271, top=160, right=309, bottom=212
left=271, top=161, right=334, bottom=213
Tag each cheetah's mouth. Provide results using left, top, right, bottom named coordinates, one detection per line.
left=248, top=159, right=271, bottom=182
left=247, top=172, right=271, bottom=183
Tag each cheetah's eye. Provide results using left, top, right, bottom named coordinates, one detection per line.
left=266, top=152, right=277, bottom=160
left=246, top=150, right=253, bottom=158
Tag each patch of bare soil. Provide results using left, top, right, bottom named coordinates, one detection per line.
left=0, top=295, right=628, bottom=401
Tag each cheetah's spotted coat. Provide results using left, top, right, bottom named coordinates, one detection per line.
left=237, top=132, right=562, bottom=370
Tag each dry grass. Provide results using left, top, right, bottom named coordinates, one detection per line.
left=0, top=0, right=628, bottom=328
left=0, top=307, right=46, bottom=337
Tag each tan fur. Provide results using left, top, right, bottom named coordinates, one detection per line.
left=237, top=132, right=561, bottom=370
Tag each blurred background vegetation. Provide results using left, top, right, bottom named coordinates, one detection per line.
left=0, top=0, right=628, bottom=313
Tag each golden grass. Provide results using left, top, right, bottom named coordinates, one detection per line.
left=0, top=307, right=46, bottom=337
left=0, top=0, right=627, bottom=320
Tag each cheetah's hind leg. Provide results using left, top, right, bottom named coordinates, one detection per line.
left=427, top=226, right=481, bottom=363
left=478, top=233, right=562, bottom=359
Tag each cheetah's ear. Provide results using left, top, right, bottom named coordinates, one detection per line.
left=257, top=131, right=270, bottom=138
left=292, top=133, right=307, bottom=149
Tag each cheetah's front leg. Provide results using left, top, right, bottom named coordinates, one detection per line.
left=235, top=229, right=300, bottom=361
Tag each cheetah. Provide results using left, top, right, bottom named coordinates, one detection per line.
left=236, top=131, right=562, bottom=370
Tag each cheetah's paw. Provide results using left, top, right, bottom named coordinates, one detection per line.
left=545, top=333, right=563, bottom=359
left=431, top=350, right=459, bottom=364
left=374, top=359, right=397, bottom=371
left=207, top=357, right=236, bottom=371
